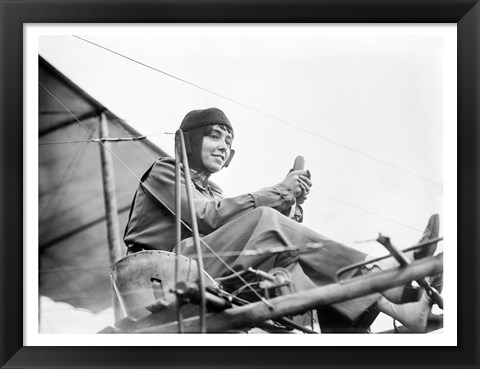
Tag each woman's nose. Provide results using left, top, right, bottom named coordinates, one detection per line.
left=218, top=141, right=228, bottom=151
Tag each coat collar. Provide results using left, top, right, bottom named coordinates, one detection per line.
left=190, top=169, right=209, bottom=189
left=190, top=169, right=223, bottom=196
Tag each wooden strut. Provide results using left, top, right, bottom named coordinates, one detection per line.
left=131, top=253, right=443, bottom=333
left=174, top=132, right=184, bottom=333
left=376, top=235, right=443, bottom=309
left=98, top=112, right=124, bottom=322
left=176, top=130, right=207, bottom=333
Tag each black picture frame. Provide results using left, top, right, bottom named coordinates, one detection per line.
left=1, top=1, right=479, bottom=368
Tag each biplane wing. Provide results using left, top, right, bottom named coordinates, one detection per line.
left=39, top=56, right=167, bottom=314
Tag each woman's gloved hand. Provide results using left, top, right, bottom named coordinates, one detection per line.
left=281, top=169, right=312, bottom=202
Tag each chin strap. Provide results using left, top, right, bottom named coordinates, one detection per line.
left=223, top=149, right=235, bottom=168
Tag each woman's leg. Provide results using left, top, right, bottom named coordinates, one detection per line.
left=180, top=208, right=439, bottom=332
left=181, top=207, right=377, bottom=322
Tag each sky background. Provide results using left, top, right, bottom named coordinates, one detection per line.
left=31, top=25, right=456, bottom=340
left=38, top=26, right=447, bottom=253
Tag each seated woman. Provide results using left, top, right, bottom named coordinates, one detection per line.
left=124, top=107, right=437, bottom=333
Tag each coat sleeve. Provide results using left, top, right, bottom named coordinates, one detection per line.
left=143, top=158, right=296, bottom=234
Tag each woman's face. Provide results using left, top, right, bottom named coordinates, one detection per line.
left=200, top=124, right=233, bottom=173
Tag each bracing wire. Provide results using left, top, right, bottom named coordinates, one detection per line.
left=73, top=35, right=443, bottom=189
left=38, top=236, right=443, bottom=275
left=39, top=82, right=273, bottom=309
left=39, top=76, right=427, bottom=236
left=39, top=93, right=428, bottom=233
left=235, top=160, right=424, bottom=233
left=115, top=123, right=158, bottom=161
left=38, top=131, right=428, bottom=233
left=313, top=191, right=423, bottom=233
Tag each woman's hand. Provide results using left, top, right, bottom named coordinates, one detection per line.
left=281, top=170, right=312, bottom=201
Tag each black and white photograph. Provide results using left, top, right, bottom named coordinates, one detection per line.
left=27, top=24, right=454, bottom=345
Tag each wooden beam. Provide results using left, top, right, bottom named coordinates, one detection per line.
left=135, top=253, right=443, bottom=333
left=99, top=113, right=123, bottom=322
